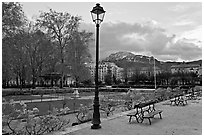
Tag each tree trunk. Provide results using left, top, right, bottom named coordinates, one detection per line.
left=60, top=43, right=64, bottom=88
left=16, top=76, right=19, bottom=87
left=20, top=75, right=23, bottom=90
left=32, top=69, right=36, bottom=89
left=51, top=78, right=54, bottom=87
left=32, top=77, right=36, bottom=89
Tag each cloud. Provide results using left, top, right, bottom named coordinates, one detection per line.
left=121, top=33, right=146, bottom=44
left=163, top=38, right=202, bottom=61
left=179, top=26, right=202, bottom=43
left=168, top=4, right=195, bottom=12
left=173, top=20, right=195, bottom=26
left=81, top=21, right=201, bottom=62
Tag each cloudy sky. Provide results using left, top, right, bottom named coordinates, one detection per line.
left=21, top=2, right=202, bottom=62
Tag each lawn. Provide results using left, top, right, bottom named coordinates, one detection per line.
left=3, top=95, right=58, bottom=102
left=27, top=99, right=93, bottom=115
left=2, top=90, right=156, bottom=116
left=2, top=91, right=122, bottom=102
left=3, top=98, right=93, bottom=116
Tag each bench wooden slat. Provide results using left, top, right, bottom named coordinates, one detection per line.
left=127, top=112, right=137, bottom=116
left=143, top=110, right=162, bottom=118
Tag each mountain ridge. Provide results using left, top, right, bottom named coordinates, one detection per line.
left=102, top=51, right=202, bottom=71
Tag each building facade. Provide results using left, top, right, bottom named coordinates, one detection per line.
left=171, top=63, right=202, bottom=76
left=127, top=66, right=162, bottom=78
left=87, top=62, right=124, bottom=83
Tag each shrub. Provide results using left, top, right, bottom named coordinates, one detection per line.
left=2, top=99, right=70, bottom=135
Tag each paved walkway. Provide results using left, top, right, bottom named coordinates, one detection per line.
left=51, top=99, right=202, bottom=135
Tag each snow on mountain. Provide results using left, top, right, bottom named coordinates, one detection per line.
left=104, top=51, right=158, bottom=64
left=106, top=51, right=135, bottom=61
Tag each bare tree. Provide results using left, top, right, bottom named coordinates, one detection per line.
left=2, top=2, right=26, bottom=88
left=23, top=24, right=55, bottom=88
left=66, top=31, right=93, bottom=86
left=36, top=9, right=81, bottom=88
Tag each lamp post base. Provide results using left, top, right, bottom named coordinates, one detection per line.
left=91, top=99, right=101, bottom=129
left=91, top=124, right=101, bottom=129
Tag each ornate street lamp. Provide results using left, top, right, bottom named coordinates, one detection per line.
left=90, top=3, right=105, bottom=129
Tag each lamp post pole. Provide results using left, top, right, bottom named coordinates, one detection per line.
left=90, top=3, right=105, bottom=129
left=154, top=57, right=156, bottom=89
left=91, top=23, right=101, bottom=129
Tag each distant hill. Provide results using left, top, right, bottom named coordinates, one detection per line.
left=102, top=51, right=202, bottom=71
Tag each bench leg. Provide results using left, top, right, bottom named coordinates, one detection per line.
left=170, top=101, right=173, bottom=105
left=129, top=116, right=132, bottom=122
left=180, top=101, right=186, bottom=106
left=148, top=118, right=151, bottom=125
left=137, top=117, right=144, bottom=123
left=159, top=112, right=162, bottom=119
left=135, top=116, right=138, bottom=122
left=182, top=100, right=185, bottom=106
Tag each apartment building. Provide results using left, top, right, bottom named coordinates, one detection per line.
left=171, top=63, right=202, bottom=76
left=127, top=66, right=162, bottom=78
left=87, top=62, right=124, bottom=83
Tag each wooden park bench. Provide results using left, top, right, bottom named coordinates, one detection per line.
left=170, top=94, right=188, bottom=106
left=188, top=91, right=200, bottom=100
left=127, top=100, right=163, bottom=125
left=186, top=88, right=201, bottom=100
